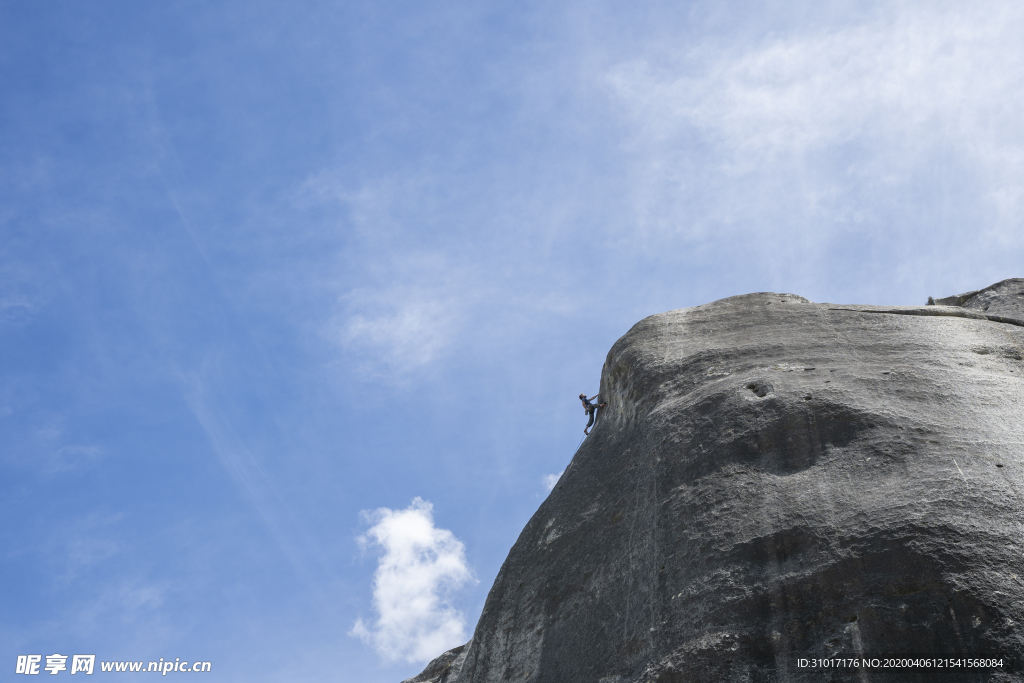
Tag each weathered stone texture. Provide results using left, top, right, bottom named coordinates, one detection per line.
left=401, top=641, right=470, bottom=683
left=957, top=279, right=1024, bottom=322
left=411, top=282, right=1024, bottom=682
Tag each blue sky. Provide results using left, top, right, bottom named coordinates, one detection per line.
left=2, top=1, right=1023, bottom=680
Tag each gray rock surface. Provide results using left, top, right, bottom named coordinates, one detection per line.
left=401, top=641, right=471, bottom=683
left=409, top=283, right=1024, bottom=682
left=958, top=279, right=1024, bottom=322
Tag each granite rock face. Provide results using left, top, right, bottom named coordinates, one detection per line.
left=413, top=280, right=1024, bottom=682
left=401, top=641, right=471, bottom=683
left=933, top=278, right=1024, bottom=323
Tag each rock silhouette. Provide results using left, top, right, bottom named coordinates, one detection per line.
left=406, top=279, right=1024, bottom=683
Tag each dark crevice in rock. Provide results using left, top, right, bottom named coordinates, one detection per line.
left=828, top=305, right=1024, bottom=328
left=745, top=382, right=771, bottom=398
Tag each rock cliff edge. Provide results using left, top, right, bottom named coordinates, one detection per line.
left=407, top=279, right=1024, bottom=683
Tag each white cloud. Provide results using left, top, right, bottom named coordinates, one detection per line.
left=543, top=470, right=563, bottom=491
left=351, top=498, right=474, bottom=664
left=307, top=162, right=597, bottom=380
left=609, top=5, right=1024, bottom=163
left=604, top=2, right=1024, bottom=276
left=300, top=173, right=481, bottom=377
left=341, top=285, right=462, bottom=376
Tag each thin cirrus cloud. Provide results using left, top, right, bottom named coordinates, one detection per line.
left=304, top=175, right=488, bottom=378
left=604, top=2, right=1024, bottom=286
left=608, top=6, right=1024, bottom=165
left=315, top=1, right=1024, bottom=361
left=351, top=498, right=475, bottom=664
left=341, top=286, right=464, bottom=377
left=47, top=445, right=104, bottom=474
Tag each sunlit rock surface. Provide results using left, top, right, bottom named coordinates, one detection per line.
left=410, top=279, right=1024, bottom=683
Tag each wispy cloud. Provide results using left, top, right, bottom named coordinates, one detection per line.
left=351, top=498, right=474, bottom=664
left=180, top=366, right=328, bottom=590
left=41, top=513, right=123, bottom=586
left=0, top=258, right=51, bottom=326
left=47, top=445, right=104, bottom=474
left=303, top=173, right=492, bottom=378
left=610, top=6, right=1024, bottom=165
left=64, top=578, right=169, bottom=637
left=605, top=2, right=1024, bottom=288
left=340, top=282, right=467, bottom=377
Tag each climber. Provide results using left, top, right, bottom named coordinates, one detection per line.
left=579, top=393, right=607, bottom=435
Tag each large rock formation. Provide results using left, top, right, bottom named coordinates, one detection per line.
left=408, top=279, right=1024, bottom=683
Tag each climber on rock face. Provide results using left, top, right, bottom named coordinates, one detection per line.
left=579, top=393, right=606, bottom=435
